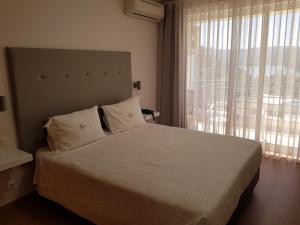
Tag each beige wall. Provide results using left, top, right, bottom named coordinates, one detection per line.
left=0, top=0, right=159, bottom=206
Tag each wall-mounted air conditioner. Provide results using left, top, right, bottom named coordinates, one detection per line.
left=125, top=0, right=164, bottom=23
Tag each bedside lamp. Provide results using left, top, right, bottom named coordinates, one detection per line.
left=0, top=96, right=5, bottom=112
left=133, top=81, right=141, bottom=90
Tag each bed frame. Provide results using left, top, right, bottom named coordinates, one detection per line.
left=6, top=47, right=259, bottom=225
left=227, top=168, right=259, bottom=224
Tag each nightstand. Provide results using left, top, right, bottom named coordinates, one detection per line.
left=143, top=111, right=160, bottom=123
left=0, top=149, right=33, bottom=172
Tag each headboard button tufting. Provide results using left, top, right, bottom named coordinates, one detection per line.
left=6, top=47, right=132, bottom=153
left=39, top=74, right=46, bottom=80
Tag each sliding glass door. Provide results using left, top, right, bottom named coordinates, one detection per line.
left=185, top=0, right=300, bottom=160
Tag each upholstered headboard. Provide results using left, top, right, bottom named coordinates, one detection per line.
left=6, top=47, right=132, bottom=153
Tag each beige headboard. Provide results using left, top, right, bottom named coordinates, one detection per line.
left=6, top=47, right=132, bottom=153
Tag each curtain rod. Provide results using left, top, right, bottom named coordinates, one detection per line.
left=163, top=0, right=182, bottom=5
left=163, top=0, right=234, bottom=4
left=162, top=0, right=213, bottom=5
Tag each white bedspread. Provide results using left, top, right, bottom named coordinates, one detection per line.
left=34, top=124, right=261, bottom=225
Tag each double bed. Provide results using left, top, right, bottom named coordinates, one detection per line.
left=7, top=47, right=262, bottom=225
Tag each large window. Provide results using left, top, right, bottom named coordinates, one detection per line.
left=186, top=1, right=300, bottom=160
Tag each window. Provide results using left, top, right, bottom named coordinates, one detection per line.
left=186, top=1, right=300, bottom=160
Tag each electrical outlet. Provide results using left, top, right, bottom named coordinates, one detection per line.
left=7, top=180, right=16, bottom=191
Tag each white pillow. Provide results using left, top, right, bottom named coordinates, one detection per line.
left=102, top=97, right=145, bottom=134
left=45, top=106, right=105, bottom=152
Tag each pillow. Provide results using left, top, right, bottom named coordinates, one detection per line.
left=102, top=97, right=145, bottom=134
left=45, top=106, right=105, bottom=152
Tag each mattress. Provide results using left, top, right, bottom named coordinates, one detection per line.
left=34, top=124, right=262, bottom=225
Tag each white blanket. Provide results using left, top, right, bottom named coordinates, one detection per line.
left=34, top=124, right=262, bottom=225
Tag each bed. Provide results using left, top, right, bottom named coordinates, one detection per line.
left=7, top=47, right=262, bottom=225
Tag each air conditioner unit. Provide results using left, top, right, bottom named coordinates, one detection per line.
left=125, top=0, right=164, bottom=23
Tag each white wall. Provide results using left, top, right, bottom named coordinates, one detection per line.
left=0, top=0, right=158, bottom=206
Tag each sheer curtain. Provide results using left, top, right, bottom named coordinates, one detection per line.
left=185, top=0, right=300, bottom=160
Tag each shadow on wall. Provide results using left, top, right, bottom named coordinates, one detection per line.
left=0, top=47, right=17, bottom=149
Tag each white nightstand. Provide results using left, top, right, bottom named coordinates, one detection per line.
left=143, top=111, right=160, bottom=123
left=0, top=149, right=33, bottom=172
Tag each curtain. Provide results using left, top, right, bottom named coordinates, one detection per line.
left=157, top=2, right=187, bottom=127
left=185, top=0, right=300, bottom=160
